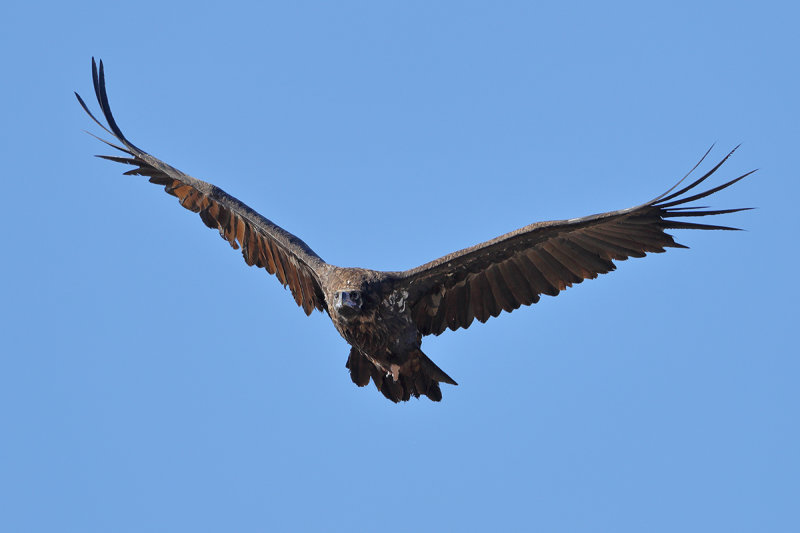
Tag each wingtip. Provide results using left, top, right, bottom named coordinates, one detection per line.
left=91, top=56, right=104, bottom=74
left=82, top=57, right=146, bottom=154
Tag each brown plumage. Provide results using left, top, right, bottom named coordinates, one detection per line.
left=76, top=58, right=754, bottom=403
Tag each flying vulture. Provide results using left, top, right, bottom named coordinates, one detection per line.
left=76, top=59, right=753, bottom=403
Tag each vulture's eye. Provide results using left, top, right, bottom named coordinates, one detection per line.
left=350, top=291, right=359, bottom=300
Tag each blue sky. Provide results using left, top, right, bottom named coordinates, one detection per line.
left=2, top=1, right=798, bottom=531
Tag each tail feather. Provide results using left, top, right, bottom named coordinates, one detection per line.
left=345, top=347, right=371, bottom=387
left=419, top=352, right=458, bottom=386
left=345, top=348, right=456, bottom=403
left=424, top=381, right=443, bottom=402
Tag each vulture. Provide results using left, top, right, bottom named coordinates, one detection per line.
left=76, top=59, right=754, bottom=403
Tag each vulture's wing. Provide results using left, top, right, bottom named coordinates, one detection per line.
left=398, top=148, right=754, bottom=335
left=77, top=59, right=327, bottom=315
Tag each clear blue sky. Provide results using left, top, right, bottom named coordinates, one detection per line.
left=2, top=1, right=797, bottom=532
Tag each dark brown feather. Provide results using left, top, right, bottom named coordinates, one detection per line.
left=542, top=241, right=592, bottom=279
left=527, top=249, right=569, bottom=290
left=469, top=272, right=494, bottom=323
left=346, top=349, right=371, bottom=387
left=515, top=253, right=560, bottom=296
left=485, top=265, right=518, bottom=313
left=399, top=148, right=753, bottom=336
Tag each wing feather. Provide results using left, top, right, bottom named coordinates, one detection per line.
left=468, top=273, right=492, bottom=323
left=77, top=58, right=328, bottom=315
left=399, top=148, right=753, bottom=335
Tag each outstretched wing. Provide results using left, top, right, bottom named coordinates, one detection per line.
left=77, top=58, right=328, bottom=315
left=398, top=148, right=754, bottom=335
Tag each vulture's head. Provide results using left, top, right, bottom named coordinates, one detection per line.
left=333, top=289, right=363, bottom=319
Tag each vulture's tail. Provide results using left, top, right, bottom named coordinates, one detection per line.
left=346, top=348, right=457, bottom=403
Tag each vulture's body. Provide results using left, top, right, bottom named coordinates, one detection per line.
left=77, top=59, right=753, bottom=402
